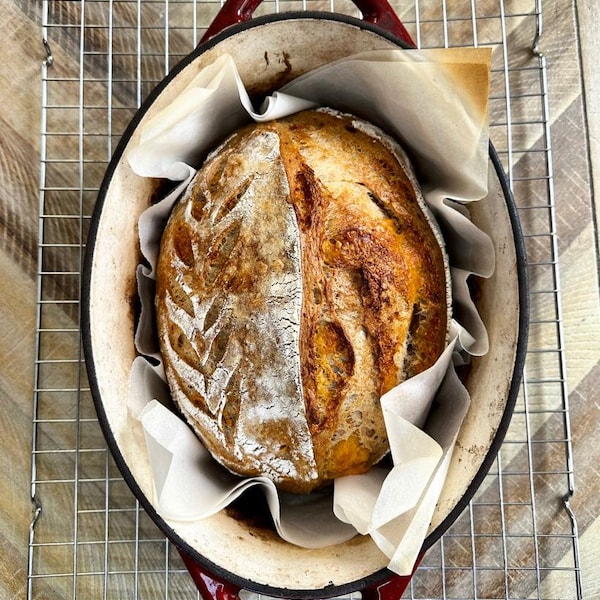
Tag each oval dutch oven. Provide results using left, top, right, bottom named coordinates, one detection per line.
left=81, top=0, right=529, bottom=597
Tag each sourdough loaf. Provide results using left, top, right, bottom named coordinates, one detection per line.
left=155, top=109, right=449, bottom=494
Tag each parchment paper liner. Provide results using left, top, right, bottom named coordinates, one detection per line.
left=126, top=47, right=493, bottom=576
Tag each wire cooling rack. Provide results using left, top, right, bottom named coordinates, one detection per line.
left=29, top=0, right=583, bottom=598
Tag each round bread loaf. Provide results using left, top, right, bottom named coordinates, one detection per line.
left=155, top=109, right=449, bottom=494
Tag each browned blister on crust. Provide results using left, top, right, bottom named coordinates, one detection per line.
left=155, top=109, right=449, bottom=493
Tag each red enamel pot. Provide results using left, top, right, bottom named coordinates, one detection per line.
left=82, top=0, right=529, bottom=597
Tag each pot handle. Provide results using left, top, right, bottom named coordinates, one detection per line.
left=179, top=549, right=242, bottom=600
left=361, top=554, right=424, bottom=600
left=180, top=547, right=424, bottom=600
left=200, top=0, right=415, bottom=46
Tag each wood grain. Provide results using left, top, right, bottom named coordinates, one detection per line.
left=1, top=0, right=598, bottom=598
left=0, top=4, right=43, bottom=598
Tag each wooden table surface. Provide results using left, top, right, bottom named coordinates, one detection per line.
left=1, top=0, right=598, bottom=598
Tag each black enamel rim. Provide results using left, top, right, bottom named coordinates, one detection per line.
left=81, top=10, right=530, bottom=599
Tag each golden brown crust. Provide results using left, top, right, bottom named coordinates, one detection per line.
left=155, top=109, right=448, bottom=493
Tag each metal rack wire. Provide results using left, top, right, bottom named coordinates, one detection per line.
left=29, top=0, right=583, bottom=598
